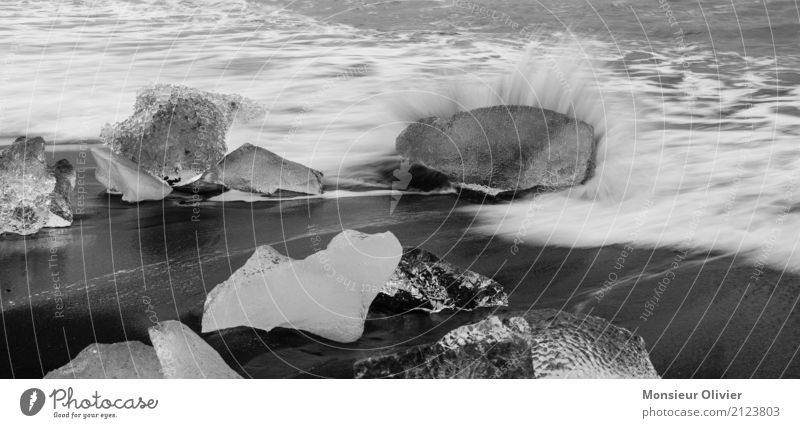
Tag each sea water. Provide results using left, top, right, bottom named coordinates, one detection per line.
left=2, top=0, right=799, bottom=272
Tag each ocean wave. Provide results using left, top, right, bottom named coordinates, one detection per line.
left=4, top=0, right=800, bottom=274
left=453, top=43, right=800, bottom=273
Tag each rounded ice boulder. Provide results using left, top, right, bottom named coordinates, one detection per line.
left=396, top=105, right=595, bottom=194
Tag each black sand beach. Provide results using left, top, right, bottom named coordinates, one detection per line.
left=1, top=145, right=797, bottom=379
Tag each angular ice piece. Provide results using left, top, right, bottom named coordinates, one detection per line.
left=375, top=247, right=508, bottom=313
left=44, top=342, right=162, bottom=379
left=100, top=84, right=264, bottom=184
left=148, top=320, right=241, bottom=379
left=91, top=147, right=172, bottom=202
left=202, top=230, right=402, bottom=343
left=200, top=143, right=323, bottom=195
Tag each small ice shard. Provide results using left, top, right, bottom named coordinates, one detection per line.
left=355, top=309, right=659, bottom=379
left=202, top=229, right=402, bottom=343
left=91, top=147, right=172, bottom=202
left=1, top=136, right=75, bottom=235
left=374, top=247, right=508, bottom=313
left=100, top=84, right=264, bottom=184
left=45, top=321, right=241, bottom=379
left=44, top=342, right=161, bottom=379
left=148, top=320, right=242, bottom=379
left=199, top=143, right=324, bottom=195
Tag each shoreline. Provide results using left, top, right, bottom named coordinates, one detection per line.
left=1, top=147, right=799, bottom=379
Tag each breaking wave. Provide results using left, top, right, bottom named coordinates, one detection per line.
left=442, top=44, right=800, bottom=273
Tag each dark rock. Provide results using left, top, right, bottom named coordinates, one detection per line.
left=396, top=105, right=595, bottom=194
left=373, top=248, right=508, bottom=313
left=172, top=179, right=226, bottom=196
left=1, top=137, right=76, bottom=234
left=336, top=157, right=450, bottom=192
left=46, top=159, right=75, bottom=225
left=400, top=163, right=451, bottom=192
left=355, top=309, right=659, bottom=379
left=100, top=84, right=263, bottom=184
left=199, top=143, right=324, bottom=195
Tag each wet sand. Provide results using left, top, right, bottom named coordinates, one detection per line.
left=1, top=146, right=798, bottom=378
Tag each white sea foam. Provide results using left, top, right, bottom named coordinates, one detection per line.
left=448, top=45, right=800, bottom=273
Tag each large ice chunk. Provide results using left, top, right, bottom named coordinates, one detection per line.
left=202, top=230, right=402, bottom=343
left=396, top=105, right=595, bottom=194
left=100, top=84, right=264, bottom=184
left=355, top=309, right=659, bottom=379
left=1, top=136, right=75, bottom=235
